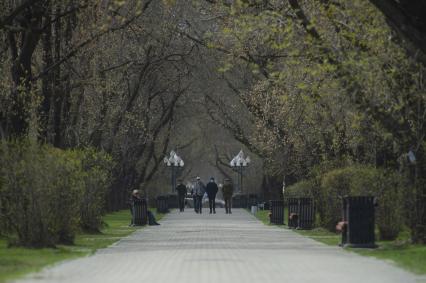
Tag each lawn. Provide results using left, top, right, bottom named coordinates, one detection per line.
left=254, top=208, right=288, bottom=225
left=295, top=228, right=426, bottom=274
left=253, top=209, right=426, bottom=275
left=0, top=209, right=164, bottom=283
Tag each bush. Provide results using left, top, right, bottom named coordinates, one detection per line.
left=0, top=140, right=113, bottom=247
left=375, top=171, right=405, bottom=240
left=288, top=164, right=406, bottom=240
left=318, top=165, right=404, bottom=240
left=319, top=165, right=378, bottom=231
left=285, top=180, right=314, bottom=197
left=78, top=148, right=113, bottom=232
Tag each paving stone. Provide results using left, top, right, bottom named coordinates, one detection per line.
left=14, top=209, right=423, bottom=283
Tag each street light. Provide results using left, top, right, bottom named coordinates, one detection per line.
left=230, top=150, right=250, bottom=194
left=164, top=150, right=184, bottom=193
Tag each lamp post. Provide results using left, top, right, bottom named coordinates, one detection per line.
left=230, top=150, right=250, bottom=194
left=164, top=150, right=184, bottom=193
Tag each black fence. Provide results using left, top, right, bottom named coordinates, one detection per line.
left=270, top=200, right=284, bottom=225
left=286, top=198, right=315, bottom=229
left=287, top=198, right=299, bottom=228
left=156, top=195, right=169, bottom=214
left=341, top=196, right=376, bottom=248
left=133, top=198, right=148, bottom=226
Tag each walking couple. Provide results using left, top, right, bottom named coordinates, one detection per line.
left=192, top=177, right=217, bottom=214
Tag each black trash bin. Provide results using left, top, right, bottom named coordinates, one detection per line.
left=298, top=198, right=315, bottom=229
left=341, top=196, right=376, bottom=248
left=133, top=198, right=148, bottom=226
left=287, top=198, right=315, bottom=229
left=287, top=198, right=299, bottom=228
left=156, top=195, right=169, bottom=214
left=167, top=194, right=179, bottom=209
left=248, top=194, right=258, bottom=208
left=232, top=195, right=247, bottom=208
left=270, top=200, right=284, bottom=225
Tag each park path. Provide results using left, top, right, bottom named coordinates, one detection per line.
left=15, top=209, right=423, bottom=283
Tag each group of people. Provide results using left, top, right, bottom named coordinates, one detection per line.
left=129, top=176, right=235, bottom=226
left=176, top=176, right=234, bottom=214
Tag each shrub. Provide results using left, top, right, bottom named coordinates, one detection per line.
left=78, top=148, right=113, bottom=232
left=319, top=165, right=378, bottom=231
left=287, top=164, right=406, bottom=240
left=0, top=140, right=113, bottom=247
left=375, top=171, right=405, bottom=240
left=285, top=180, right=314, bottom=198
left=317, top=165, right=404, bottom=240
left=0, top=141, right=81, bottom=246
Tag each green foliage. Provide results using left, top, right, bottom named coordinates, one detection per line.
left=289, top=165, right=405, bottom=240
left=78, top=149, right=113, bottom=232
left=0, top=140, right=113, bottom=247
left=0, top=209, right=154, bottom=282
left=319, top=165, right=378, bottom=231
left=285, top=180, right=314, bottom=198
left=295, top=226, right=426, bottom=274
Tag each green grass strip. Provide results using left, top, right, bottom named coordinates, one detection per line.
left=0, top=209, right=164, bottom=282
left=252, top=209, right=426, bottom=275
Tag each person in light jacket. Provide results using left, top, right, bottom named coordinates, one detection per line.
left=194, top=177, right=205, bottom=214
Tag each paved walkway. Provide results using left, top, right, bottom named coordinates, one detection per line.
left=16, top=209, right=423, bottom=283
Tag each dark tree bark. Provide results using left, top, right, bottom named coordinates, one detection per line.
left=368, top=0, right=426, bottom=62
left=7, top=3, right=44, bottom=137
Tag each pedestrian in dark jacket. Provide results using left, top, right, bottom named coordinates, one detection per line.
left=222, top=178, right=234, bottom=214
left=206, top=177, right=218, bottom=214
left=176, top=179, right=187, bottom=212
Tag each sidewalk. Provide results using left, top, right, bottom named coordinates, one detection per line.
left=15, top=209, right=422, bottom=283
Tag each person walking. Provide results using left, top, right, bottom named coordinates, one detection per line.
left=194, top=177, right=205, bottom=214
left=206, top=177, right=218, bottom=214
left=176, top=179, right=187, bottom=212
left=222, top=178, right=234, bottom=214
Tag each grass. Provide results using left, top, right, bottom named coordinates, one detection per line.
left=355, top=239, right=426, bottom=274
left=253, top=209, right=426, bottom=275
left=295, top=228, right=341, bottom=246
left=0, top=209, right=164, bottom=283
left=254, top=208, right=288, bottom=225
left=295, top=228, right=426, bottom=274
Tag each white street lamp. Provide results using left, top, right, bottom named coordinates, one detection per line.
left=164, top=150, right=184, bottom=193
left=230, top=150, right=250, bottom=194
